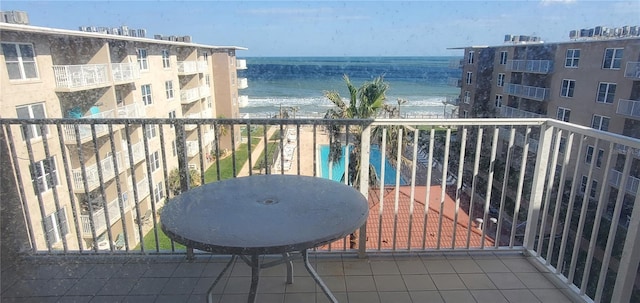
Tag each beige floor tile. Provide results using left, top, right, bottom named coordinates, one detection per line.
left=284, top=292, right=316, bottom=303
left=439, top=290, right=476, bottom=303
left=515, top=272, right=557, bottom=289
left=379, top=291, right=412, bottom=303
left=345, top=276, right=377, bottom=292
left=423, top=260, right=456, bottom=274
left=451, top=259, right=483, bottom=273
left=530, top=288, right=574, bottom=303
left=459, top=273, right=497, bottom=289
left=402, top=274, right=437, bottom=291
left=317, top=292, right=348, bottom=303
left=320, top=276, right=347, bottom=293
left=487, top=272, right=527, bottom=289
left=501, top=258, right=539, bottom=273
left=430, top=274, right=467, bottom=290
left=475, top=259, right=511, bottom=273
left=370, top=260, right=401, bottom=275
left=409, top=290, right=444, bottom=303
left=374, top=275, right=407, bottom=292
left=348, top=291, right=381, bottom=303
left=285, top=276, right=316, bottom=293
left=501, top=289, right=542, bottom=303
left=470, top=289, right=509, bottom=302
left=343, top=260, right=372, bottom=275
left=396, top=259, right=427, bottom=275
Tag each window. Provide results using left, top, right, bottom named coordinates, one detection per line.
left=468, top=51, right=474, bottom=64
left=556, top=107, right=571, bottom=122
left=145, top=125, right=157, bottom=139
left=586, top=146, right=604, bottom=168
left=499, top=51, right=508, bottom=65
left=43, top=208, right=68, bottom=244
left=161, top=49, right=170, bottom=68
left=30, top=157, right=58, bottom=194
left=150, top=151, right=160, bottom=171
left=497, top=73, right=505, bottom=87
left=560, top=79, right=575, bottom=98
left=591, top=115, right=610, bottom=131
left=137, top=48, right=148, bottom=70
left=16, top=103, right=48, bottom=140
left=565, top=49, right=580, bottom=68
left=462, top=110, right=468, bottom=118
left=596, top=82, right=616, bottom=104
left=495, top=95, right=503, bottom=108
left=206, top=97, right=213, bottom=108
left=602, top=48, right=623, bottom=69
left=464, top=91, right=471, bottom=104
left=591, top=180, right=598, bottom=198
left=2, top=43, right=38, bottom=80
left=165, top=81, right=174, bottom=100
left=559, top=137, right=567, bottom=154
left=171, top=140, right=177, bottom=157
left=205, top=75, right=211, bottom=87
left=466, top=72, right=472, bottom=85
left=141, top=84, right=152, bottom=105
left=580, top=175, right=588, bottom=194
left=168, top=110, right=176, bottom=128
left=154, top=182, right=164, bottom=202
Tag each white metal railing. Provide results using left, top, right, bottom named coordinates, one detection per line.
left=624, top=62, right=640, bottom=79
left=204, top=130, right=215, bottom=144
left=238, top=77, right=248, bottom=89
left=117, top=102, right=145, bottom=118
left=197, top=61, right=208, bottom=72
left=448, top=59, right=463, bottom=69
left=445, top=96, right=459, bottom=106
left=504, top=83, right=548, bottom=101
left=111, top=62, right=140, bottom=83
left=4, top=118, right=640, bottom=303
left=610, top=169, right=640, bottom=196
left=447, top=77, right=462, bottom=87
left=505, top=59, right=552, bottom=74
left=184, top=113, right=201, bottom=131
left=80, top=194, right=132, bottom=235
left=53, top=64, right=110, bottom=89
left=63, top=109, right=116, bottom=143
left=614, top=143, right=640, bottom=158
left=122, top=140, right=145, bottom=166
left=236, top=59, right=247, bottom=70
left=71, top=153, right=122, bottom=191
left=238, top=95, right=249, bottom=108
left=177, top=60, right=198, bottom=74
left=180, top=87, right=200, bottom=104
left=499, top=106, right=544, bottom=119
left=616, top=99, right=640, bottom=119
left=136, top=177, right=150, bottom=200
left=198, top=85, right=210, bottom=98
left=201, top=108, right=213, bottom=118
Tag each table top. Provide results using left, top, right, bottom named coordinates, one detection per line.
left=161, top=175, right=369, bottom=254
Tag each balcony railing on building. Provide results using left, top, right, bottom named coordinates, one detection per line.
left=238, top=95, right=249, bottom=108
left=447, top=77, right=462, bottom=87
left=80, top=194, right=133, bottom=236
left=625, top=62, right=640, bottom=79
left=111, top=62, right=140, bottom=83
left=448, top=59, right=463, bottom=69
left=238, top=77, right=249, bottom=89
left=444, top=96, right=459, bottom=106
left=617, top=98, right=640, bottom=120
left=197, top=61, right=208, bottom=73
left=505, top=59, right=552, bottom=74
left=180, top=86, right=201, bottom=104
left=2, top=117, right=640, bottom=303
left=610, top=169, right=640, bottom=196
left=177, top=60, right=206, bottom=75
left=504, top=83, right=548, bottom=101
left=499, top=105, right=544, bottom=119
left=236, top=59, right=247, bottom=70
left=198, top=85, right=211, bottom=99
left=122, top=140, right=145, bottom=166
left=117, top=102, right=145, bottom=118
left=53, top=64, right=110, bottom=91
left=62, top=109, right=117, bottom=143
left=184, top=113, right=201, bottom=131
left=71, top=152, right=123, bottom=192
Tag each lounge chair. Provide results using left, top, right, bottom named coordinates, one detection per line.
left=114, top=233, right=125, bottom=250
left=136, top=209, right=152, bottom=225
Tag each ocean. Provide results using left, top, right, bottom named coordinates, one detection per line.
left=238, top=57, right=462, bottom=118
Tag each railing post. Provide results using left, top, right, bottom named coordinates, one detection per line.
left=174, top=120, right=194, bottom=259
left=523, top=122, right=553, bottom=250
left=611, top=156, right=640, bottom=303
left=357, top=124, right=372, bottom=258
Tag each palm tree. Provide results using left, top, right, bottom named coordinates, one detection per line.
left=324, top=75, right=389, bottom=187
left=168, top=168, right=201, bottom=196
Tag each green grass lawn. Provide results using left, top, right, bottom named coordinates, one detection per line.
left=252, top=141, right=278, bottom=171
left=136, top=226, right=186, bottom=252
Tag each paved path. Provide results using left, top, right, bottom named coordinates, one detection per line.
left=236, top=126, right=278, bottom=177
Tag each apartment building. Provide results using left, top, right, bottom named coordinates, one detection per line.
left=452, top=32, right=640, bottom=225
left=0, top=21, right=247, bottom=251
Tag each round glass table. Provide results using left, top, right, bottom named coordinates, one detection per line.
left=161, top=174, right=369, bottom=303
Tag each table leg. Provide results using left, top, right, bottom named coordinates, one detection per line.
left=302, top=250, right=338, bottom=303
left=248, top=254, right=260, bottom=303
left=283, top=252, right=293, bottom=284
left=207, top=255, right=237, bottom=303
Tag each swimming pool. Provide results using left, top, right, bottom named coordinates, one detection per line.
left=319, top=145, right=408, bottom=185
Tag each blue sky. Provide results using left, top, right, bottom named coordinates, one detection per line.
left=2, top=1, right=639, bottom=56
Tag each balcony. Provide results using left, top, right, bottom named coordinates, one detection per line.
left=448, top=58, right=464, bottom=69
left=447, top=77, right=462, bottom=87
left=197, top=60, right=208, bottom=73
left=177, top=60, right=201, bottom=75
left=52, top=64, right=110, bottom=92
left=610, top=169, right=640, bottom=196
left=71, top=153, right=123, bottom=192
left=238, top=77, right=249, bottom=89
left=117, top=102, right=145, bottom=118
left=122, top=140, right=145, bottom=166
left=625, top=62, right=640, bottom=79
left=617, top=98, right=640, bottom=120
left=236, top=58, right=247, bottom=70
left=504, top=83, right=548, bottom=102
left=80, top=194, right=133, bottom=236
left=2, top=118, right=640, bottom=303
left=184, top=113, right=201, bottom=131
left=198, top=84, right=211, bottom=98
left=614, top=143, right=640, bottom=158
left=180, top=86, right=201, bottom=104
left=505, top=60, right=552, bottom=74
left=499, top=106, right=544, bottom=119
left=62, top=109, right=116, bottom=144
left=111, top=62, right=140, bottom=83
left=445, top=96, right=459, bottom=106
left=238, top=95, right=249, bottom=107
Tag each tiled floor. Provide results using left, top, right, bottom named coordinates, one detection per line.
left=1, top=252, right=581, bottom=303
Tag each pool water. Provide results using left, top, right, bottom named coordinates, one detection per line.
left=319, top=145, right=408, bottom=185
